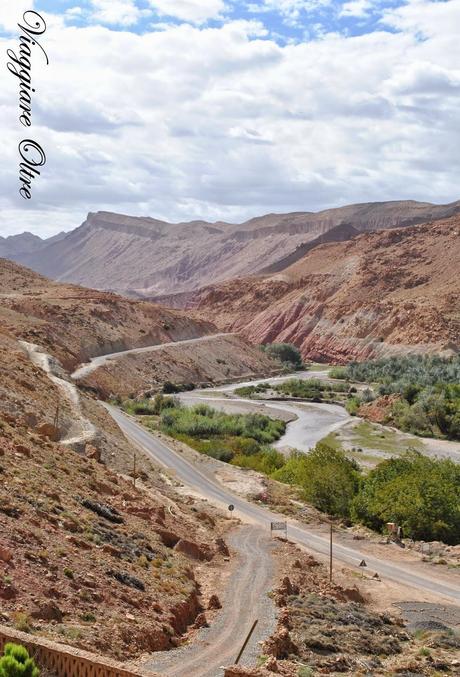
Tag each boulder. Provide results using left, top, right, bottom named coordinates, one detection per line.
left=174, top=539, right=211, bottom=561
left=0, top=546, right=13, bottom=563
left=207, top=594, right=222, bottom=610
left=215, top=537, right=230, bottom=557
left=31, top=602, right=63, bottom=622
left=35, top=423, right=60, bottom=442
left=86, top=444, right=102, bottom=462
left=193, top=612, right=209, bottom=629
left=263, top=628, right=298, bottom=659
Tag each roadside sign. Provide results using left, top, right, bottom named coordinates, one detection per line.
left=359, top=559, right=367, bottom=567
left=228, top=504, right=234, bottom=512
left=270, top=521, right=287, bottom=538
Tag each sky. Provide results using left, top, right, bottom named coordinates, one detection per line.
left=1, top=0, right=459, bottom=237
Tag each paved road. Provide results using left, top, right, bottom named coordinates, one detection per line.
left=105, top=405, right=460, bottom=604
left=144, top=526, right=277, bottom=677
left=71, top=333, right=233, bottom=380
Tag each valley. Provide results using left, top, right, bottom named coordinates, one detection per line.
left=1, top=202, right=459, bottom=677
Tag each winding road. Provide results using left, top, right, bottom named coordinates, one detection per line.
left=105, top=404, right=460, bottom=605
left=71, top=333, right=232, bottom=380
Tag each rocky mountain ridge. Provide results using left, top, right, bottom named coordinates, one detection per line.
left=8, top=199, right=460, bottom=296
left=178, top=216, right=460, bottom=363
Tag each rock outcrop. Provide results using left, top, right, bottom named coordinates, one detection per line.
left=186, top=216, right=460, bottom=363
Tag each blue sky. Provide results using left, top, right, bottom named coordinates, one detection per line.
left=27, top=0, right=407, bottom=40
left=1, top=1, right=459, bottom=236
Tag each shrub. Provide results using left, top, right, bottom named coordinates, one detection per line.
left=273, top=444, right=360, bottom=518
left=0, top=643, right=40, bottom=677
left=351, top=452, right=460, bottom=544
left=262, top=343, right=303, bottom=369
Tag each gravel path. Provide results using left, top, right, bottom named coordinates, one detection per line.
left=143, top=525, right=277, bottom=677
left=20, top=340, right=97, bottom=447
left=71, top=333, right=232, bottom=380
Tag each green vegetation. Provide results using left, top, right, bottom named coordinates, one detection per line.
left=121, top=393, right=178, bottom=416
left=235, top=378, right=349, bottom=403
left=275, top=378, right=348, bottom=399
left=234, top=383, right=270, bottom=397
left=273, top=444, right=360, bottom=518
left=351, top=452, right=460, bottom=544
left=261, top=342, right=304, bottom=369
left=0, top=643, right=40, bottom=677
left=150, top=400, right=286, bottom=468
left=122, top=393, right=460, bottom=544
left=333, top=354, right=460, bottom=440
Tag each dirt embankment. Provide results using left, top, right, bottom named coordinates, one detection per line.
left=77, top=333, right=282, bottom=399
left=181, top=217, right=460, bottom=363
left=224, top=541, right=460, bottom=677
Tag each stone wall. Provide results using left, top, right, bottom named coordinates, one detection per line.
left=0, top=624, right=158, bottom=677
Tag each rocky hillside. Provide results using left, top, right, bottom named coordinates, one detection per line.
left=183, top=217, right=460, bottom=363
left=0, top=322, right=230, bottom=661
left=11, top=200, right=460, bottom=296
left=0, top=258, right=214, bottom=372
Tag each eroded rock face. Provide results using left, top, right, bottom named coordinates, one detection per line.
left=188, top=217, right=460, bottom=363
left=264, top=628, right=298, bottom=659
left=174, top=538, right=212, bottom=561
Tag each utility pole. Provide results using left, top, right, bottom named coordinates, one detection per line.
left=329, top=522, right=333, bottom=583
left=133, top=451, right=137, bottom=487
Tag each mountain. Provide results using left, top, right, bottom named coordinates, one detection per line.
left=12, top=200, right=460, bottom=296
left=0, top=230, right=66, bottom=259
left=178, top=216, right=460, bottom=363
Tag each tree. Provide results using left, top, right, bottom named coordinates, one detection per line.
left=0, top=644, right=40, bottom=677
left=274, top=444, right=360, bottom=518
left=351, top=452, right=460, bottom=544
left=263, top=343, right=303, bottom=369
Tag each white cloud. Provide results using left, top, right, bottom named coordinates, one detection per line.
left=149, top=0, right=227, bottom=24
left=88, top=0, right=148, bottom=26
left=247, top=0, right=331, bottom=24
left=340, top=0, right=374, bottom=18
left=0, top=0, right=35, bottom=32
left=1, top=1, right=459, bottom=237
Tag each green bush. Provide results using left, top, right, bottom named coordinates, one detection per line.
left=351, top=452, right=460, bottom=544
left=262, top=343, right=303, bottom=369
left=273, top=444, right=361, bottom=518
left=328, top=366, right=348, bottom=379
left=0, top=643, right=40, bottom=677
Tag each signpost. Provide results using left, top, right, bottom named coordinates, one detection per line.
left=270, top=521, right=287, bottom=539
left=228, top=504, right=234, bottom=519
left=359, top=559, right=367, bottom=578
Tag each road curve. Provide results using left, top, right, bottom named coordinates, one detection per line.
left=71, top=333, right=233, bottom=380
left=144, top=526, right=277, bottom=677
left=105, top=405, right=460, bottom=604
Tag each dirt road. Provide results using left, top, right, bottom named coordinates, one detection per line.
left=71, top=333, right=233, bottom=380
left=20, top=341, right=97, bottom=446
left=143, top=526, right=277, bottom=677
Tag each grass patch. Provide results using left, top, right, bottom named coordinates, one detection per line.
left=350, top=421, right=422, bottom=453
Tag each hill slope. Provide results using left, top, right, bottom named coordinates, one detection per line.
left=183, top=217, right=460, bottom=363
left=0, top=264, right=236, bottom=662
left=13, top=200, right=460, bottom=296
